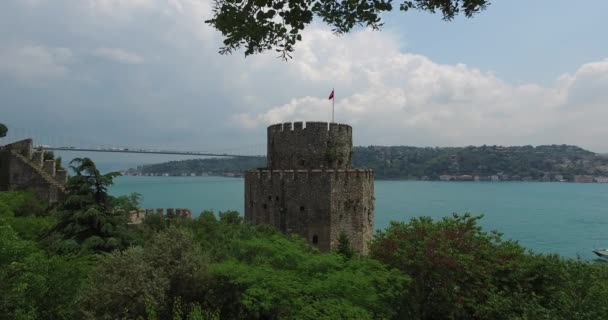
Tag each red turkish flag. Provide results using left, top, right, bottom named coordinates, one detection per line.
left=328, top=89, right=334, bottom=100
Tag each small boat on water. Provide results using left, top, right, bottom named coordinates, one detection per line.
left=592, top=248, right=608, bottom=259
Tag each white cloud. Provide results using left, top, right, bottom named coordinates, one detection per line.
left=93, top=47, right=144, bottom=64
left=234, top=28, right=608, bottom=151
left=3, top=0, right=608, bottom=152
left=0, top=45, right=72, bottom=82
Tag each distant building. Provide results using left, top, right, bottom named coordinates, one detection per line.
left=554, top=174, right=565, bottom=182
left=491, top=175, right=500, bottom=182
left=439, top=175, right=453, bottom=181
left=595, top=176, right=608, bottom=183
left=574, top=175, right=594, bottom=183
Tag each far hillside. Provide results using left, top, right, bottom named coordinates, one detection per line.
left=125, top=145, right=608, bottom=182
left=353, top=145, right=608, bottom=181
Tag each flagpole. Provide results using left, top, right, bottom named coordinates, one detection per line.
left=332, top=87, right=335, bottom=123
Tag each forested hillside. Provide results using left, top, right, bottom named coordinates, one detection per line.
left=353, top=145, right=608, bottom=180
left=127, top=145, right=608, bottom=181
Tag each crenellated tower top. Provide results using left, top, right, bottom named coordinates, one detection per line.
left=267, top=121, right=353, bottom=170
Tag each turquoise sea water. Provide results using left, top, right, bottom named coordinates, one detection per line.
left=110, top=176, right=608, bottom=260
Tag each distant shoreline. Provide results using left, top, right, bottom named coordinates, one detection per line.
left=119, top=174, right=608, bottom=184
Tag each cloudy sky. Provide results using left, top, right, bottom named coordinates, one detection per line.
left=2, top=0, right=608, bottom=154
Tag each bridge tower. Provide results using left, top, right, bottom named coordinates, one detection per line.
left=244, top=122, right=374, bottom=253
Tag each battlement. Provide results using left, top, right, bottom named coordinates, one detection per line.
left=1, top=139, right=68, bottom=204
left=246, top=168, right=373, bottom=182
left=128, top=207, right=193, bottom=225
left=267, top=121, right=353, bottom=169
left=268, top=121, right=352, bottom=134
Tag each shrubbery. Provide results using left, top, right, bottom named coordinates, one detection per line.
left=1, top=158, right=608, bottom=319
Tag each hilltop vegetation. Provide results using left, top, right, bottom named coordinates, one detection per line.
left=127, top=145, right=608, bottom=181
left=125, top=156, right=265, bottom=177
left=354, top=144, right=608, bottom=180
left=2, top=158, right=608, bottom=319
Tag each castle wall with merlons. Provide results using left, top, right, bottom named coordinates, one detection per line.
left=267, top=122, right=353, bottom=170
left=244, top=168, right=374, bottom=253
left=0, top=139, right=67, bottom=204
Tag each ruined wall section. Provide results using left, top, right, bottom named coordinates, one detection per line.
left=267, top=122, right=353, bottom=170
left=245, top=168, right=373, bottom=253
left=0, top=139, right=67, bottom=204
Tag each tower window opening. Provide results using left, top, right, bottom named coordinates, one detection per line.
left=300, top=206, right=305, bottom=212
left=312, top=235, right=318, bottom=245
left=276, top=196, right=279, bottom=201
left=263, top=204, right=268, bottom=209
left=268, top=196, right=272, bottom=201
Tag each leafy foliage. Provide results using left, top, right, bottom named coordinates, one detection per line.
left=370, top=213, right=608, bottom=319
left=80, top=228, right=210, bottom=320
left=134, top=144, right=607, bottom=180
left=0, top=123, right=7, bottom=137
left=129, top=156, right=265, bottom=177
left=2, top=187, right=608, bottom=320
left=49, top=158, right=134, bottom=252
left=82, top=217, right=408, bottom=319
left=354, top=144, right=608, bottom=179
left=43, top=150, right=54, bottom=161
left=0, top=223, right=91, bottom=320
left=206, top=0, right=489, bottom=58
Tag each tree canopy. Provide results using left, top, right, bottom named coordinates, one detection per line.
left=206, top=0, right=490, bottom=58
left=0, top=123, right=7, bottom=137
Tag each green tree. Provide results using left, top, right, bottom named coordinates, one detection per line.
left=370, top=213, right=526, bottom=319
left=43, top=150, right=54, bottom=161
left=49, top=158, right=132, bottom=252
left=336, top=232, right=354, bottom=259
left=0, top=123, right=6, bottom=137
left=0, top=224, right=90, bottom=320
left=66, top=157, right=120, bottom=209
left=80, top=228, right=211, bottom=320
left=206, top=0, right=489, bottom=58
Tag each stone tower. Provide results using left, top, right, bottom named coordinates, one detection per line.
left=244, top=122, right=374, bottom=253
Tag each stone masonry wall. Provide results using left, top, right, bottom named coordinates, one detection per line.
left=245, top=169, right=333, bottom=251
left=246, top=121, right=374, bottom=253
left=0, top=139, right=67, bottom=204
left=329, top=169, right=374, bottom=253
left=245, top=168, right=374, bottom=253
left=267, top=122, right=353, bottom=170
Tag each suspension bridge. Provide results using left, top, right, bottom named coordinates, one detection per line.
left=1, top=126, right=266, bottom=158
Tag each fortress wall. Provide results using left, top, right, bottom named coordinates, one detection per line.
left=6, top=152, right=61, bottom=203
left=5, top=139, right=33, bottom=158
left=245, top=169, right=333, bottom=251
left=267, top=122, right=353, bottom=170
left=32, top=150, right=44, bottom=168
left=245, top=169, right=374, bottom=252
left=0, top=139, right=67, bottom=204
left=329, top=169, right=375, bottom=254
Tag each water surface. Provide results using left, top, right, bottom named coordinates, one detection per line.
left=110, top=176, right=608, bottom=260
